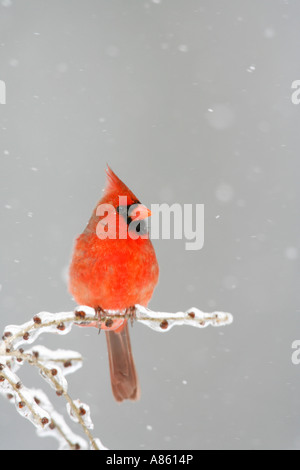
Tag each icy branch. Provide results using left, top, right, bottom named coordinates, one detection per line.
left=0, top=304, right=232, bottom=450
left=72, top=304, right=233, bottom=332
left=135, top=304, right=233, bottom=331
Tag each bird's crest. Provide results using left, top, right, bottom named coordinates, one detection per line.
left=104, top=165, right=139, bottom=204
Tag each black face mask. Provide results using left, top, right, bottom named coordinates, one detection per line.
left=116, top=204, right=148, bottom=236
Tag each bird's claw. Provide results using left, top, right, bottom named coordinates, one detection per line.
left=125, top=306, right=137, bottom=327
left=95, top=306, right=106, bottom=334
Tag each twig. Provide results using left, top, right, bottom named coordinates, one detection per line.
left=0, top=303, right=233, bottom=450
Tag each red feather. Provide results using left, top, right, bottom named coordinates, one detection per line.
left=69, top=166, right=159, bottom=402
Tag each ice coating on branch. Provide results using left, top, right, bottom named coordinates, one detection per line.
left=34, top=388, right=88, bottom=450
left=26, top=345, right=83, bottom=376
left=67, top=399, right=94, bottom=430
left=39, top=363, right=68, bottom=393
left=0, top=365, right=50, bottom=429
left=74, top=306, right=96, bottom=318
left=13, top=386, right=50, bottom=429
left=0, top=310, right=101, bottom=449
left=0, top=303, right=233, bottom=450
left=73, top=304, right=233, bottom=333
left=1, top=311, right=77, bottom=350
left=135, top=305, right=233, bottom=332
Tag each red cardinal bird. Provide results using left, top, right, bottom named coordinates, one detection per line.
left=68, top=166, right=159, bottom=402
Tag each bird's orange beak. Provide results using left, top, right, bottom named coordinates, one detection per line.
left=130, top=204, right=152, bottom=221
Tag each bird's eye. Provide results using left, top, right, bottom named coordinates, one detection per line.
left=129, top=219, right=148, bottom=235
left=116, top=204, right=148, bottom=235
left=116, top=206, right=127, bottom=215
left=116, top=205, right=131, bottom=225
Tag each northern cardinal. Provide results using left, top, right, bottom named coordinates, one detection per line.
left=68, top=166, right=159, bottom=402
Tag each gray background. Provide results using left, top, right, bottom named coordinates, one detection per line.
left=0, top=0, right=300, bottom=450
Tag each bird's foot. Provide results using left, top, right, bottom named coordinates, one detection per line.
left=95, top=306, right=106, bottom=334
left=125, top=306, right=137, bottom=327
left=95, top=306, right=125, bottom=332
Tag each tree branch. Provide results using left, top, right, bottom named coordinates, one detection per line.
left=0, top=303, right=233, bottom=450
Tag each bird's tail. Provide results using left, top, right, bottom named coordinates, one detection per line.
left=105, top=320, right=140, bottom=402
